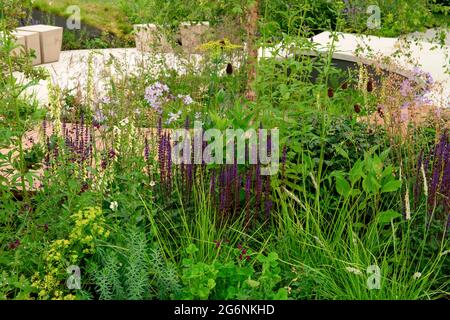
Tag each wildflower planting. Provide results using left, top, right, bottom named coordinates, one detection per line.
left=0, top=0, right=449, bottom=302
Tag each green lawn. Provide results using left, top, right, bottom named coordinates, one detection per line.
left=33, top=0, right=132, bottom=37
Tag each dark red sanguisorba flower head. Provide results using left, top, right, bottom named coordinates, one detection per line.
left=354, top=104, right=361, bottom=113
left=367, top=79, right=374, bottom=92
left=377, top=105, right=384, bottom=118
left=8, top=240, right=20, bottom=250
left=328, top=87, right=334, bottom=98
left=226, top=63, right=233, bottom=75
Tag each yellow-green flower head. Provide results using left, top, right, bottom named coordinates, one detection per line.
left=197, top=38, right=242, bottom=56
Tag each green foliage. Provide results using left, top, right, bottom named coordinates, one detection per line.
left=0, top=271, right=34, bottom=300
left=118, top=0, right=251, bottom=27
left=124, top=228, right=150, bottom=300
left=0, top=0, right=448, bottom=302
left=149, top=248, right=181, bottom=299
left=93, top=251, right=124, bottom=300
left=179, top=244, right=288, bottom=300
left=260, top=0, right=447, bottom=38
left=92, top=228, right=150, bottom=300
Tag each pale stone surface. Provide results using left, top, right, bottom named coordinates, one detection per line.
left=406, top=28, right=450, bottom=46
left=17, top=25, right=63, bottom=64
left=15, top=48, right=204, bottom=106
left=134, top=24, right=172, bottom=53
left=13, top=30, right=41, bottom=66
left=7, top=32, right=26, bottom=56
left=179, top=22, right=211, bottom=54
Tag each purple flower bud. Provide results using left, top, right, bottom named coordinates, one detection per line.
left=144, top=137, right=150, bottom=162
left=281, top=145, right=287, bottom=178
left=210, top=169, right=216, bottom=196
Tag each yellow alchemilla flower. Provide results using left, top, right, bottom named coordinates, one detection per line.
left=198, top=38, right=242, bottom=53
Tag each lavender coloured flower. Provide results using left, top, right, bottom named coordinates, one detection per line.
left=400, top=79, right=412, bottom=97
left=424, top=72, right=434, bottom=85
left=178, top=94, right=194, bottom=105
left=100, top=96, right=111, bottom=104
left=93, top=109, right=106, bottom=126
left=414, top=94, right=433, bottom=106
left=145, top=82, right=170, bottom=112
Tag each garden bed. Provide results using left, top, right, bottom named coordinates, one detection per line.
left=1, top=0, right=449, bottom=302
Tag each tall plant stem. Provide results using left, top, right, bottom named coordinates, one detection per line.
left=245, top=0, right=259, bottom=102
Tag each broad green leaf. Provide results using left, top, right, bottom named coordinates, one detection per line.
left=349, top=160, right=364, bottom=185
left=372, top=154, right=383, bottom=176
left=381, top=180, right=402, bottom=193
left=377, top=210, right=402, bottom=224
left=335, top=175, right=351, bottom=197
left=363, top=172, right=380, bottom=194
